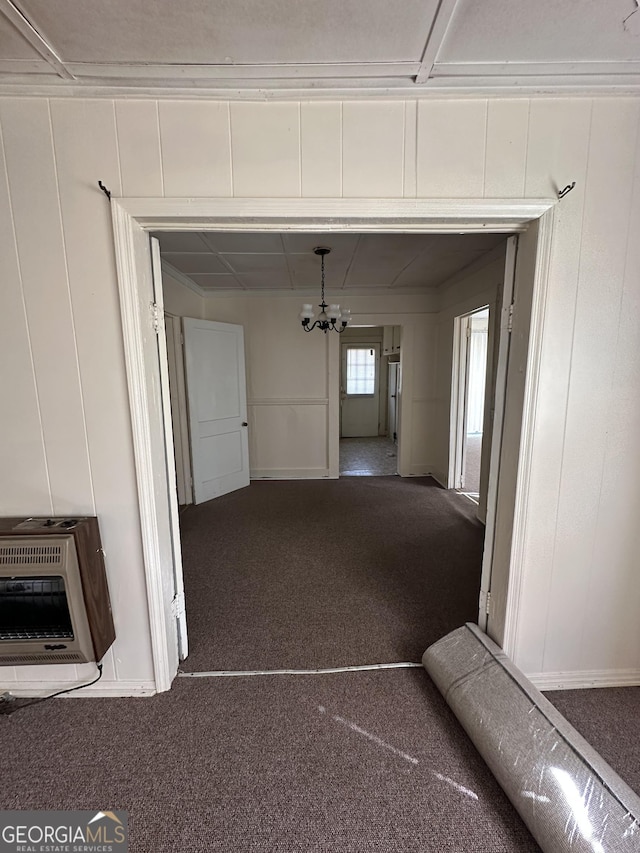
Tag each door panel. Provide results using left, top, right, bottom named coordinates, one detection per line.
left=150, top=237, right=188, bottom=660
left=340, top=343, right=381, bottom=437
left=183, top=318, right=250, bottom=504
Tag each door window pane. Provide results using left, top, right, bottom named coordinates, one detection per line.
left=346, top=348, right=376, bottom=395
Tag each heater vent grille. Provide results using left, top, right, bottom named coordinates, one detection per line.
left=0, top=653, right=84, bottom=664
left=0, top=545, right=63, bottom=565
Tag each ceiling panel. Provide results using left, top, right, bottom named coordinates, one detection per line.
left=15, top=0, right=435, bottom=64
left=392, top=255, right=481, bottom=289
left=288, top=253, right=351, bottom=289
left=189, top=274, right=242, bottom=290
left=203, top=233, right=284, bottom=254
left=2, top=0, right=639, bottom=93
left=153, top=230, right=506, bottom=293
left=223, top=253, right=289, bottom=277
left=439, top=0, right=640, bottom=64
left=345, top=234, right=426, bottom=286
left=282, top=233, right=360, bottom=260
left=0, top=17, right=45, bottom=59
left=155, top=233, right=209, bottom=253
left=236, top=272, right=292, bottom=289
left=164, top=252, right=229, bottom=274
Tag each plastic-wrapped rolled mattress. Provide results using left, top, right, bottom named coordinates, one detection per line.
left=423, top=623, right=640, bottom=853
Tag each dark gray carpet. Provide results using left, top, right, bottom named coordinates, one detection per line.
left=1, top=669, right=541, bottom=852
left=545, top=686, right=640, bottom=795
left=2, top=477, right=637, bottom=852
left=178, top=477, right=484, bottom=672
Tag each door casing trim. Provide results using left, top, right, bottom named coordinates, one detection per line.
left=111, top=197, right=556, bottom=692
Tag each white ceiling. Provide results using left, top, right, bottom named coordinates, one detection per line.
left=0, top=0, right=638, bottom=95
left=154, top=231, right=507, bottom=294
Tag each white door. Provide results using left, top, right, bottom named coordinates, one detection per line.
left=478, top=234, right=518, bottom=637
left=150, top=238, right=188, bottom=660
left=182, top=318, right=250, bottom=504
left=340, top=343, right=380, bottom=437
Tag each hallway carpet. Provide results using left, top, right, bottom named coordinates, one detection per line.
left=1, top=669, right=541, bottom=852
left=2, top=477, right=638, bottom=852
left=178, top=477, right=484, bottom=673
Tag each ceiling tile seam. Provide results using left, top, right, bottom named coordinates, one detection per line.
left=388, top=243, right=430, bottom=287
left=281, top=233, right=294, bottom=290
left=415, top=0, right=459, bottom=85
left=342, top=235, right=361, bottom=291
left=196, top=233, right=245, bottom=289
left=0, top=0, right=74, bottom=80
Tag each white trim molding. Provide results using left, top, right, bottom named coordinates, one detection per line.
left=109, top=195, right=556, bottom=694
left=0, top=680, right=157, bottom=698
left=114, top=197, right=555, bottom=233
left=530, top=669, right=640, bottom=692
left=502, top=208, right=556, bottom=658
left=251, top=468, right=332, bottom=480
left=248, top=397, right=329, bottom=407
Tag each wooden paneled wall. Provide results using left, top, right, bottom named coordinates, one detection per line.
left=0, top=97, right=639, bottom=691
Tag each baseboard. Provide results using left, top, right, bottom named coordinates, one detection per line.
left=528, top=669, right=640, bottom=691
left=251, top=468, right=332, bottom=480
left=0, top=680, right=157, bottom=698
left=406, top=466, right=446, bottom=486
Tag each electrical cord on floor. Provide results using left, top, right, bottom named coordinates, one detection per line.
left=0, top=663, right=103, bottom=716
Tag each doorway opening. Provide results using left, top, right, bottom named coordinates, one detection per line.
left=339, top=327, right=399, bottom=476
left=452, top=307, right=490, bottom=502
left=111, top=198, right=554, bottom=691
left=153, top=230, right=503, bottom=674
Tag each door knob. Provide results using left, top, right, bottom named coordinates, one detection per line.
left=242, top=422, right=248, bottom=427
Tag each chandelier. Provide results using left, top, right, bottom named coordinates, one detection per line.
left=299, top=247, right=351, bottom=333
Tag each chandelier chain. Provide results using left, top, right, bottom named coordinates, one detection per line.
left=299, top=246, right=350, bottom=334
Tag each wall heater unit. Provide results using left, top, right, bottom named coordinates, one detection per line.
left=0, top=517, right=115, bottom=666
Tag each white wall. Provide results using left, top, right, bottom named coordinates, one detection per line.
left=162, top=268, right=205, bottom=319
left=201, top=293, right=438, bottom=478
left=0, top=96, right=639, bottom=692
